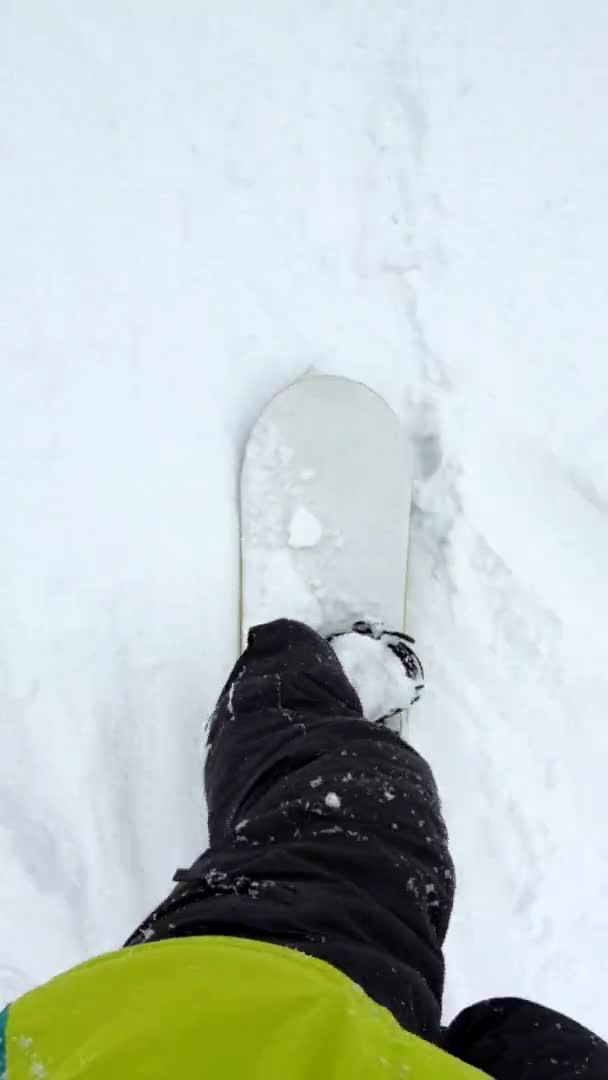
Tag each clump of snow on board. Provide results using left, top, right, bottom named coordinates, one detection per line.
left=331, top=631, right=418, bottom=723
left=288, top=505, right=324, bottom=548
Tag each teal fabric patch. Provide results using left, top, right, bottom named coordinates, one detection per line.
left=0, top=1005, right=8, bottom=1080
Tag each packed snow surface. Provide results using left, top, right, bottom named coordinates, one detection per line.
left=1, top=1, right=607, bottom=1041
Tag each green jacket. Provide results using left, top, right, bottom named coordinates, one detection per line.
left=0, top=936, right=487, bottom=1078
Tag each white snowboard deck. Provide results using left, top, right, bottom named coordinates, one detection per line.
left=241, top=375, right=412, bottom=647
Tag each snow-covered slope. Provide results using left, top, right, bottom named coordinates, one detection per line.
left=1, top=1, right=607, bottom=1039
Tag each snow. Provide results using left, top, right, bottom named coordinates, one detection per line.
left=331, top=631, right=418, bottom=722
left=245, top=546, right=325, bottom=633
left=325, top=793, right=342, bottom=810
left=288, top=506, right=324, bottom=549
left=1, top=0, right=608, bottom=1043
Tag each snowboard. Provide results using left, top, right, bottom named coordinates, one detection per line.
left=240, top=375, right=412, bottom=653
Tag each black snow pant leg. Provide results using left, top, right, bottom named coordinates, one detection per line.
left=445, top=997, right=608, bottom=1079
left=125, top=619, right=455, bottom=1043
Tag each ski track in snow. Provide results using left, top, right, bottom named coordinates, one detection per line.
left=1, top=1, right=608, bottom=1039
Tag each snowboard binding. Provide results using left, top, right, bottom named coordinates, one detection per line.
left=329, top=619, right=425, bottom=720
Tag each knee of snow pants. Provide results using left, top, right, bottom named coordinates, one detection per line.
left=125, top=619, right=455, bottom=1044
left=444, top=996, right=608, bottom=1079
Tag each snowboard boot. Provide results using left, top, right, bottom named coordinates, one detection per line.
left=328, top=620, right=424, bottom=726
